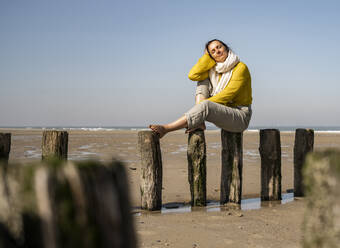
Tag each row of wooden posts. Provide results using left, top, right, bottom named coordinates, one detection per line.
left=0, top=128, right=314, bottom=212
left=138, top=128, right=314, bottom=210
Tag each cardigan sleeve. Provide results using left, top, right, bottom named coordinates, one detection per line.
left=207, top=62, right=250, bottom=105
left=188, top=53, right=216, bottom=81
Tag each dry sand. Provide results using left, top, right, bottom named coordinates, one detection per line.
left=2, top=128, right=340, bottom=247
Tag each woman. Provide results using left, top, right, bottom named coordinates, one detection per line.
left=149, top=39, right=252, bottom=138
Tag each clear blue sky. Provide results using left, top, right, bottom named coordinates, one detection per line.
left=1, top=0, right=339, bottom=127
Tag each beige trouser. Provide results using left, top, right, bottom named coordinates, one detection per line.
left=184, top=78, right=252, bottom=132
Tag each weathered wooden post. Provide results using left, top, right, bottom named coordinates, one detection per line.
left=0, top=160, right=137, bottom=248
left=220, top=130, right=243, bottom=205
left=187, top=130, right=206, bottom=206
left=0, top=133, right=11, bottom=163
left=138, top=131, right=163, bottom=211
left=0, top=222, right=19, bottom=248
left=41, top=130, right=68, bottom=160
left=302, top=150, right=340, bottom=247
left=294, top=128, right=314, bottom=196
left=259, top=129, right=281, bottom=201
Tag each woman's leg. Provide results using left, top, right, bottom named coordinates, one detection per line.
left=149, top=79, right=211, bottom=138
left=195, top=78, right=210, bottom=102
left=149, top=79, right=212, bottom=138
left=149, top=101, right=251, bottom=138
left=149, top=115, right=188, bottom=138
left=185, top=101, right=252, bottom=133
left=191, top=79, right=211, bottom=131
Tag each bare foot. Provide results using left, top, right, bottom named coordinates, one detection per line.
left=185, top=122, right=206, bottom=134
left=149, top=125, right=168, bottom=138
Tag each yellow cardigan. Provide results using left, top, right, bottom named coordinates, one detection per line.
left=188, top=53, right=252, bottom=107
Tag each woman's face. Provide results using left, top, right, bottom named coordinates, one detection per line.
left=208, top=41, right=228, bottom=63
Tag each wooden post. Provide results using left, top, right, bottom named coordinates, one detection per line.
left=41, top=130, right=68, bottom=160
left=0, top=222, right=20, bottom=248
left=138, top=131, right=163, bottom=211
left=294, top=128, right=314, bottom=196
left=259, top=129, right=282, bottom=201
left=220, top=130, right=243, bottom=204
left=187, top=130, right=206, bottom=206
left=0, top=133, right=11, bottom=163
left=302, top=150, right=340, bottom=247
left=0, top=160, right=137, bottom=248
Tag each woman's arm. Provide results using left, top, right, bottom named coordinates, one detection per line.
left=207, top=62, right=250, bottom=105
left=188, top=53, right=216, bottom=81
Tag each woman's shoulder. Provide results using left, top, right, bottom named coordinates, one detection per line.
left=234, top=61, right=249, bottom=71
left=233, top=62, right=250, bottom=78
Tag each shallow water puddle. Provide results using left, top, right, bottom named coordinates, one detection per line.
left=241, top=193, right=294, bottom=210
left=133, top=193, right=295, bottom=216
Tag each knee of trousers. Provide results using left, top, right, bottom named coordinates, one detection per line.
left=196, top=79, right=211, bottom=98
left=194, top=100, right=210, bottom=122
left=185, top=100, right=210, bottom=129
left=200, top=100, right=210, bottom=117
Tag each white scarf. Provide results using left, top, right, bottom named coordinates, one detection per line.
left=209, top=50, right=240, bottom=96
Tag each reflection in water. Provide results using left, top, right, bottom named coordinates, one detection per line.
left=162, top=203, right=191, bottom=214
left=241, top=198, right=261, bottom=210
left=242, top=193, right=295, bottom=210
left=134, top=193, right=295, bottom=215
left=281, top=193, right=294, bottom=204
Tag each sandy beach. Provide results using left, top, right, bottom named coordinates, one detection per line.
left=2, top=128, right=340, bottom=247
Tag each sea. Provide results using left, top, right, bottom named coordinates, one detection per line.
left=1, top=126, right=340, bottom=133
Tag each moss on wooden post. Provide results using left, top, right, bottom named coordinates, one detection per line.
left=220, top=130, right=243, bottom=205
left=42, top=131, right=68, bottom=160
left=259, top=129, right=282, bottom=201
left=302, top=150, right=340, bottom=247
left=187, top=130, right=206, bottom=206
left=294, top=128, right=314, bottom=197
left=0, top=133, right=11, bottom=163
left=138, top=131, right=163, bottom=211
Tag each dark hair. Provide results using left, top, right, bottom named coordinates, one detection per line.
left=205, top=39, right=229, bottom=59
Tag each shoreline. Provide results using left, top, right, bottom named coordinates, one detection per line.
left=2, top=126, right=340, bottom=134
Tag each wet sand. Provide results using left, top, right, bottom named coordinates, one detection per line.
left=2, top=128, right=340, bottom=247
